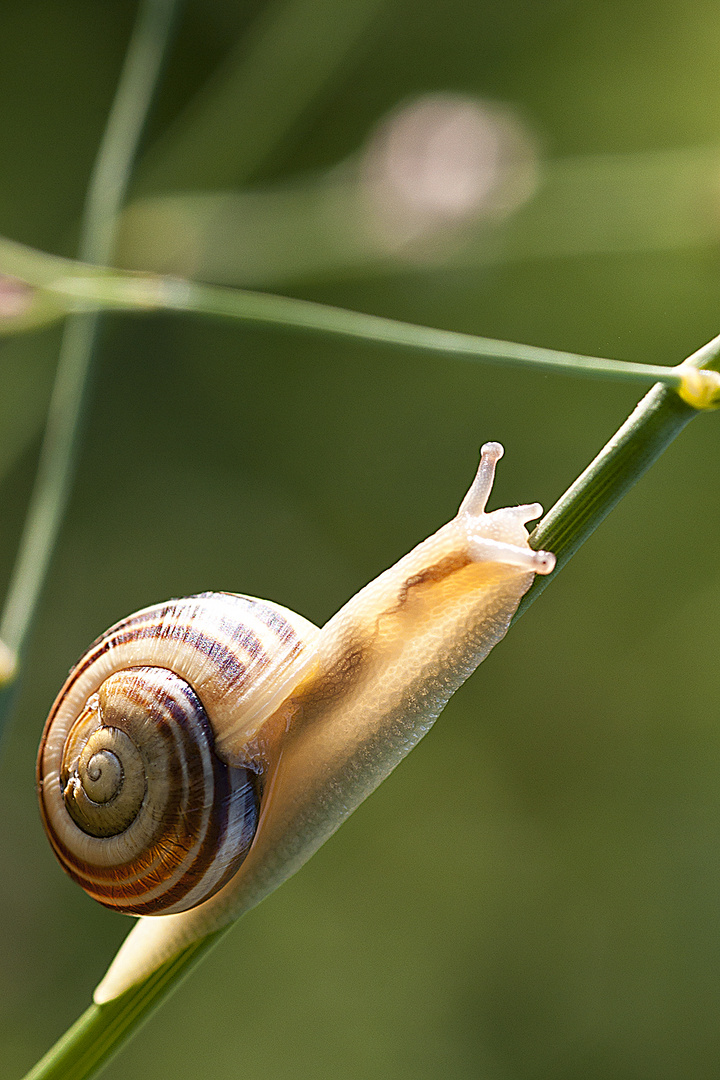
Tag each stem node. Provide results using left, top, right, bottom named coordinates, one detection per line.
left=676, top=364, right=720, bottom=410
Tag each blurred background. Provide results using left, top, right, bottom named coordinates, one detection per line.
left=3, top=1, right=720, bottom=1077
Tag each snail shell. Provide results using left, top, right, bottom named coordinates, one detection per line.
left=37, top=443, right=555, bottom=1002
left=37, top=593, right=319, bottom=914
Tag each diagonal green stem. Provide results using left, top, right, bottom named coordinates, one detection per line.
left=18, top=331, right=720, bottom=1080
left=0, top=0, right=178, bottom=713
left=517, top=383, right=696, bottom=619
left=517, top=331, right=720, bottom=616
left=21, top=933, right=225, bottom=1080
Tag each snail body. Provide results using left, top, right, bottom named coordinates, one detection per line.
left=37, top=443, right=555, bottom=1003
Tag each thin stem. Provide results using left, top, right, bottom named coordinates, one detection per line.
left=137, top=0, right=387, bottom=191
left=0, top=247, right=697, bottom=389
left=54, top=272, right=720, bottom=398
left=19, top=331, right=720, bottom=1080
left=0, top=0, right=178, bottom=680
left=93, top=275, right=689, bottom=386
left=5, top=237, right=720, bottom=397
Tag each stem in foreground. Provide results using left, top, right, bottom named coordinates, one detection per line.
left=0, top=0, right=178, bottom=727
left=518, top=383, right=695, bottom=618
left=21, top=934, right=225, bottom=1080
left=518, top=329, right=720, bottom=614
left=20, top=340, right=719, bottom=1080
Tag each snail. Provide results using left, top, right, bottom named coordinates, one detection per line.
left=37, top=442, right=555, bottom=1004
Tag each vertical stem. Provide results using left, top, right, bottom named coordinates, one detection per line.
left=0, top=0, right=179, bottom=694
left=138, top=0, right=387, bottom=191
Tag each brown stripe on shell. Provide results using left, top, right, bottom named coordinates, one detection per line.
left=41, top=666, right=259, bottom=915
left=240, top=596, right=304, bottom=642
left=45, top=673, right=212, bottom=897
left=111, top=620, right=254, bottom=685
left=115, top=678, right=257, bottom=913
left=62, top=593, right=308, bottom=715
left=109, top=592, right=301, bottom=643
left=37, top=592, right=317, bottom=916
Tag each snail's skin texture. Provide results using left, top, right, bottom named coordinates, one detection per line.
left=37, top=443, right=554, bottom=1003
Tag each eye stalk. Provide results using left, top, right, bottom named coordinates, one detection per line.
left=458, top=443, right=554, bottom=576
left=458, top=440, right=505, bottom=516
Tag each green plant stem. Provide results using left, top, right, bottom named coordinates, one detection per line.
left=21, top=933, right=225, bottom=1080
left=65, top=273, right=692, bottom=387
left=137, top=0, right=387, bottom=191
left=0, top=0, right=178, bottom=691
left=5, top=230, right=720, bottom=400
left=517, top=384, right=696, bottom=618
left=19, top=330, right=720, bottom=1080
left=0, top=235, right=698, bottom=390
left=517, top=331, right=720, bottom=615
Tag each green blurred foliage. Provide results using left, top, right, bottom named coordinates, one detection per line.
left=2, top=1, right=720, bottom=1078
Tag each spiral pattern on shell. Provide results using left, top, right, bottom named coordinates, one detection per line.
left=37, top=592, right=320, bottom=915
